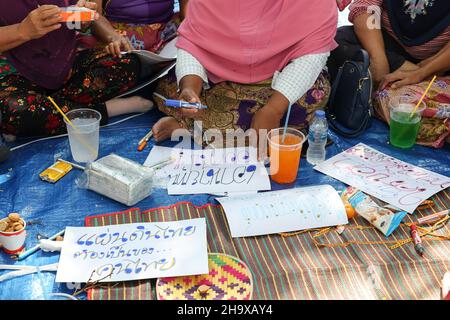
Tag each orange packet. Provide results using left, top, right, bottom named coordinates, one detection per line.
left=60, top=7, right=97, bottom=22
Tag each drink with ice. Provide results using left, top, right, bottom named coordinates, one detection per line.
left=64, top=109, right=101, bottom=163
left=389, top=97, right=425, bottom=149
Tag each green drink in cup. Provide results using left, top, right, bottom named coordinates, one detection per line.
left=389, top=96, right=425, bottom=149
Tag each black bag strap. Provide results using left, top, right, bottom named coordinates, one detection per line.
left=354, top=49, right=370, bottom=74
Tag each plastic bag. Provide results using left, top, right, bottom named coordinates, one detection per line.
left=77, top=154, right=155, bottom=206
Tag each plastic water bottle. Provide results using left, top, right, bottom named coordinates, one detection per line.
left=306, top=110, right=328, bottom=165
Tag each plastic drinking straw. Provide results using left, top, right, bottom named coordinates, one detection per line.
left=281, top=104, right=293, bottom=143
left=14, top=228, right=65, bottom=261
left=409, top=75, right=436, bottom=119
left=47, top=96, right=75, bottom=127
left=47, top=96, right=98, bottom=157
left=57, top=158, right=86, bottom=171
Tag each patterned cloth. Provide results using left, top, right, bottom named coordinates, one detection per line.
left=154, top=70, right=331, bottom=146
left=375, top=76, right=450, bottom=148
left=156, top=253, right=253, bottom=300
left=0, top=54, right=16, bottom=79
left=0, top=49, right=140, bottom=137
left=176, top=48, right=330, bottom=105
left=77, top=13, right=181, bottom=52
left=85, top=189, right=450, bottom=300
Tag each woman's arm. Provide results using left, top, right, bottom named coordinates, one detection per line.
left=179, top=0, right=189, bottom=19
left=176, top=48, right=208, bottom=118
left=418, top=41, right=450, bottom=76
left=251, top=53, right=329, bottom=133
left=92, top=0, right=103, bottom=14
left=0, top=5, right=62, bottom=52
left=86, top=0, right=131, bottom=57
left=381, top=41, right=450, bottom=89
left=0, top=24, right=31, bottom=52
left=349, top=0, right=389, bottom=83
left=353, top=13, right=390, bottom=83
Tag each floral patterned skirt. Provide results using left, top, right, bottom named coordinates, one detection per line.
left=77, top=14, right=180, bottom=52
left=154, top=70, right=331, bottom=145
left=0, top=49, right=140, bottom=138
left=375, top=77, right=450, bottom=148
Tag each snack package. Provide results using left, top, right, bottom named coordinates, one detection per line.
left=342, top=187, right=407, bottom=237
left=60, top=7, right=97, bottom=22
left=39, top=160, right=73, bottom=183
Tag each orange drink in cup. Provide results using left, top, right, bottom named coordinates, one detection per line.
left=267, top=128, right=306, bottom=184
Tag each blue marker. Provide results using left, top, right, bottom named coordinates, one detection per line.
left=164, top=99, right=208, bottom=110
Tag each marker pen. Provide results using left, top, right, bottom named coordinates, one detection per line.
left=164, top=99, right=208, bottom=109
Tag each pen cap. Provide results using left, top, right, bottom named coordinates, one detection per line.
left=165, top=100, right=182, bottom=107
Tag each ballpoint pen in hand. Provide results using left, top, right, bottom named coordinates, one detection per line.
left=153, top=92, right=207, bottom=109
left=164, top=99, right=208, bottom=109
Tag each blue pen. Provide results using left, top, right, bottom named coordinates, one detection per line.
left=164, top=99, right=208, bottom=109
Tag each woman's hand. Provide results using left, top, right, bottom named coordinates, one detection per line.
left=105, top=34, right=132, bottom=58
left=76, top=0, right=97, bottom=10
left=251, top=91, right=288, bottom=134
left=380, top=68, right=426, bottom=90
left=76, top=0, right=99, bottom=29
left=251, top=105, right=283, bottom=134
left=17, top=5, right=62, bottom=41
left=178, top=87, right=204, bottom=119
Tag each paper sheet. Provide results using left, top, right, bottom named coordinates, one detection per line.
left=56, top=219, right=208, bottom=283
left=128, top=37, right=177, bottom=63
left=314, top=143, right=450, bottom=213
left=217, top=185, right=348, bottom=237
left=144, top=146, right=271, bottom=195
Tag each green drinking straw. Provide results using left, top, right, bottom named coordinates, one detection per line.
left=409, top=75, right=436, bottom=119
left=281, top=104, right=292, bottom=143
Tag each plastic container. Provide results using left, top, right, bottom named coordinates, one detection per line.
left=306, top=110, right=328, bottom=165
left=267, top=128, right=306, bottom=184
left=64, top=108, right=101, bottom=163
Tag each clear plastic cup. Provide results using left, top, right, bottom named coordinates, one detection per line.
left=64, top=109, right=101, bottom=163
left=389, top=96, right=425, bottom=149
left=267, top=128, right=306, bottom=184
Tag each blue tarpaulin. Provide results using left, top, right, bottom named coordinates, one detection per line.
left=0, top=109, right=449, bottom=300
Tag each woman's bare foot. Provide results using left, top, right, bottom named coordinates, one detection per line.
left=106, top=96, right=154, bottom=117
left=152, top=116, right=183, bottom=142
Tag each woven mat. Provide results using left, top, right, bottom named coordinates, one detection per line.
left=85, top=189, right=450, bottom=300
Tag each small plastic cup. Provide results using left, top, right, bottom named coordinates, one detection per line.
left=64, top=109, right=101, bottom=163
left=0, top=218, right=27, bottom=254
left=389, top=96, right=425, bottom=149
left=267, top=128, right=306, bottom=184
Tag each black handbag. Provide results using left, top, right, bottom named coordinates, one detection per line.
left=327, top=49, right=373, bottom=138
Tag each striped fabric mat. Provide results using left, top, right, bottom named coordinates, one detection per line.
left=86, top=189, right=450, bottom=300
